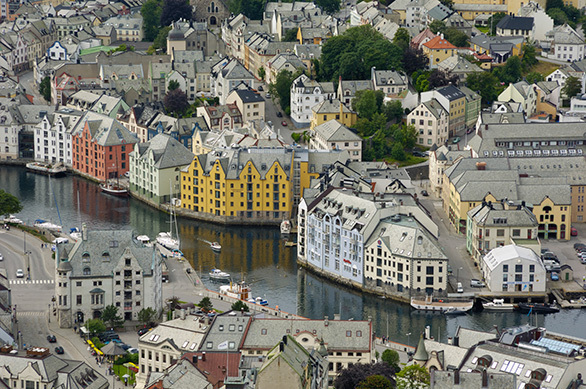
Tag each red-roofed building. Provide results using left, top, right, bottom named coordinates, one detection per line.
left=473, top=52, right=493, bottom=70
left=411, top=28, right=437, bottom=50
left=183, top=352, right=241, bottom=388
left=422, top=35, right=457, bottom=68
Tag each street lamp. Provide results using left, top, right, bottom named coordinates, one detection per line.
left=457, top=266, right=463, bottom=284
left=406, top=332, right=412, bottom=348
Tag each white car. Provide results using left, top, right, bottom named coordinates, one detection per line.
left=15, top=269, right=24, bottom=278
left=0, top=253, right=3, bottom=261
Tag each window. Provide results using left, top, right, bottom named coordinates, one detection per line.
left=515, top=264, right=523, bottom=273
left=503, top=265, right=508, bottom=273
left=76, top=295, right=82, bottom=305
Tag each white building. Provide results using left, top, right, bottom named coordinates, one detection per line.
left=290, top=74, right=335, bottom=128
left=371, top=67, right=408, bottom=100
left=47, top=41, right=68, bottom=61
left=309, top=119, right=362, bottom=161
left=481, top=244, right=546, bottom=293
left=211, top=58, right=255, bottom=105
left=407, top=98, right=449, bottom=147
left=55, top=226, right=163, bottom=328
left=546, top=25, right=586, bottom=63
left=33, top=108, right=82, bottom=165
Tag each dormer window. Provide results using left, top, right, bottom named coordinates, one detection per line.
left=83, top=267, right=91, bottom=275
left=82, top=252, right=90, bottom=262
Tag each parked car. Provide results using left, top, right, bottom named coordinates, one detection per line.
left=54, top=346, right=64, bottom=354
left=545, top=264, right=561, bottom=273
left=542, top=253, right=558, bottom=262
left=0, top=253, right=3, bottom=261
left=574, top=243, right=586, bottom=250
left=258, top=85, right=264, bottom=91
left=551, top=272, right=559, bottom=281
left=470, top=279, right=485, bottom=287
left=541, top=248, right=551, bottom=254
left=265, top=93, right=271, bottom=98
left=16, top=269, right=24, bottom=278
left=276, top=111, right=283, bottom=118
left=281, top=121, right=287, bottom=126
left=421, top=190, right=429, bottom=197
left=128, top=348, right=139, bottom=354
left=120, top=344, right=132, bottom=351
left=412, top=151, right=425, bottom=157
left=47, top=335, right=56, bottom=343
left=137, top=327, right=151, bottom=336
left=452, top=137, right=461, bottom=144
left=456, top=282, right=463, bottom=293
left=466, top=128, right=474, bottom=134
left=571, top=227, right=578, bottom=236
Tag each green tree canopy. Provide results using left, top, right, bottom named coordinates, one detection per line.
left=393, top=28, right=410, bottom=52
left=357, top=375, right=393, bottom=389
left=334, top=362, right=396, bottom=389
left=160, top=0, right=192, bottom=27
left=39, top=76, right=51, bottom=102
left=381, top=349, right=400, bottom=370
left=168, top=80, right=180, bottom=91
left=282, top=28, right=298, bottom=42
left=429, top=20, right=446, bottom=35
left=316, top=0, right=340, bottom=14
left=466, top=71, right=501, bottom=104
left=231, top=300, right=250, bottom=312
left=396, top=365, right=430, bottom=389
left=562, top=76, right=581, bottom=99
left=102, top=305, right=124, bottom=329
left=141, top=0, right=163, bottom=41
left=137, top=307, right=158, bottom=327
left=258, top=67, right=266, bottom=80
left=0, top=190, right=22, bottom=217
left=493, top=55, right=522, bottom=85
left=319, top=25, right=402, bottom=81
left=403, top=48, right=429, bottom=75
left=382, top=100, right=403, bottom=123
left=526, top=71, right=544, bottom=84
left=269, top=69, right=305, bottom=112
left=444, top=27, right=468, bottom=47
left=85, top=319, right=106, bottom=335
left=521, top=44, right=538, bottom=71
left=229, top=0, right=265, bottom=19
left=164, top=88, right=189, bottom=115
left=199, top=297, right=213, bottom=312
left=352, top=90, right=384, bottom=120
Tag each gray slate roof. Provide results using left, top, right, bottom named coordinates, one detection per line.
left=497, top=15, right=533, bottom=31
left=133, top=133, right=194, bottom=170
left=313, top=119, right=361, bottom=142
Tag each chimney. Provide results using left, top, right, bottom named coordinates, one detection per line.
left=454, top=370, right=460, bottom=384
left=279, top=341, right=284, bottom=352
left=192, top=355, right=197, bottom=365
left=333, top=314, right=341, bottom=321
left=324, top=316, right=329, bottom=326
left=424, top=325, right=431, bottom=339
left=180, top=309, right=186, bottom=320
left=82, top=223, right=88, bottom=241
left=282, top=335, right=288, bottom=345
left=482, top=370, right=489, bottom=387
left=476, top=162, right=486, bottom=170
left=202, top=352, right=206, bottom=361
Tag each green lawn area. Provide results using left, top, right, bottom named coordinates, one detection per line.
left=113, top=364, right=136, bottom=385
left=475, top=25, right=490, bottom=34
left=528, top=60, right=560, bottom=78
left=385, top=156, right=427, bottom=167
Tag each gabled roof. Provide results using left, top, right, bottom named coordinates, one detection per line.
left=313, top=119, right=361, bottom=142
left=423, top=35, right=456, bottom=50
left=496, top=15, right=533, bottom=31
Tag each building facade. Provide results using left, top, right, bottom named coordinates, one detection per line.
left=481, top=244, right=546, bottom=292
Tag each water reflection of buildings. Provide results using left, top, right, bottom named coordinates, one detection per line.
left=72, top=177, right=130, bottom=229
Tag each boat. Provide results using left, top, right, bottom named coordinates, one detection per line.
left=410, top=296, right=473, bottom=313
left=156, top=232, right=179, bottom=251
left=517, top=302, right=560, bottom=314
left=280, top=220, right=291, bottom=234
left=285, top=241, right=297, bottom=247
left=254, top=296, right=268, bottom=306
left=4, top=215, right=23, bottom=224
left=209, top=269, right=231, bottom=281
left=157, top=184, right=181, bottom=250
left=171, top=249, right=184, bottom=258
left=33, top=219, right=62, bottom=232
left=136, top=235, right=152, bottom=246
left=482, top=299, right=515, bottom=312
left=26, top=162, right=66, bottom=176
left=219, top=281, right=251, bottom=300
left=100, top=152, right=128, bottom=196
left=210, top=242, right=222, bottom=252
left=100, top=181, right=128, bottom=197
left=69, top=227, right=82, bottom=241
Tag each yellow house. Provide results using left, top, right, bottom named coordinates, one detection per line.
left=310, top=98, right=357, bottom=130
left=422, top=36, right=457, bottom=69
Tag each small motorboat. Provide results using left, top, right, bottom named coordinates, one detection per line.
left=26, top=162, right=66, bottom=176
left=4, top=215, right=23, bottom=224
left=280, top=220, right=291, bottom=235
left=209, top=269, right=231, bottom=280
left=482, top=299, right=515, bottom=312
left=136, top=235, right=152, bottom=246
left=443, top=306, right=467, bottom=315
left=69, top=227, right=82, bottom=241
left=210, top=242, right=222, bottom=252
left=171, top=249, right=184, bottom=258
left=220, top=281, right=251, bottom=300
left=33, top=219, right=62, bottom=232
left=156, top=232, right=179, bottom=251
left=410, top=296, right=473, bottom=313
left=248, top=297, right=269, bottom=306
left=100, top=181, right=128, bottom=197
left=517, top=302, right=560, bottom=314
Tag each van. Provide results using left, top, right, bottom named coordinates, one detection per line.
left=457, top=282, right=463, bottom=293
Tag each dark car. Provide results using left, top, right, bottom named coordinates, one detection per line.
left=258, top=85, right=264, bottom=91
left=574, top=243, right=585, bottom=250
left=276, top=111, right=283, bottom=118
left=412, top=151, right=425, bottom=157
left=421, top=190, right=429, bottom=197
left=137, top=327, right=151, bottom=336
left=466, top=128, right=474, bottom=134
left=120, top=344, right=132, bottom=351
left=54, top=346, right=64, bottom=354
left=47, top=335, right=56, bottom=343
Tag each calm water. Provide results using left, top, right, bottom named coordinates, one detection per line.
left=2, top=165, right=585, bottom=344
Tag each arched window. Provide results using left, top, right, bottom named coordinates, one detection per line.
left=82, top=252, right=90, bottom=262
left=83, top=267, right=91, bottom=275
left=102, top=252, right=110, bottom=261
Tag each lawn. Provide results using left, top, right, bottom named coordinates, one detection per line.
left=475, top=25, right=490, bottom=34
left=385, top=156, right=427, bottom=167
left=113, top=364, right=136, bottom=386
left=529, top=60, right=560, bottom=78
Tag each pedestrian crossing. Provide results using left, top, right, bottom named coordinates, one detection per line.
left=9, top=279, right=54, bottom=285
left=15, top=311, right=45, bottom=316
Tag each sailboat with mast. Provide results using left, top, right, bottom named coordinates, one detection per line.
left=100, top=150, right=128, bottom=197
left=156, top=181, right=180, bottom=251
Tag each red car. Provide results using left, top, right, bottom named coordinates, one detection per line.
left=571, top=227, right=578, bottom=236
left=281, top=121, right=287, bottom=126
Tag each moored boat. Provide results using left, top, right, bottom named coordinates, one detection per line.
left=209, top=269, right=231, bottom=281
left=33, top=219, right=62, bottom=232
left=410, top=296, right=473, bottom=313
left=219, top=281, right=251, bottom=300
left=443, top=307, right=467, bottom=315
left=100, top=181, right=128, bottom=197
left=280, top=220, right=291, bottom=234
left=156, top=232, right=179, bottom=251
left=26, top=162, right=66, bottom=176
left=482, top=299, right=515, bottom=312
left=210, top=242, right=222, bottom=252
left=136, top=235, right=152, bottom=246
left=517, top=302, right=560, bottom=314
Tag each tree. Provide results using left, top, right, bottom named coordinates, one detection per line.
left=0, top=189, right=22, bottom=217
left=488, top=12, right=506, bottom=35
left=291, top=132, right=302, bottom=143
left=352, top=90, right=384, bottom=120
left=258, top=66, right=266, bottom=81
left=85, top=319, right=106, bottom=335
left=102, top=305, right=124, bottom=329
left=396, top=365, right=430, bottom=389
left=444, top=27, right=468, bottom=47
left=428, top=69, right=459, bottom=89
left=562, top=76, right=581, bottom=99
left=141, top=0, right=163, bottom=41
left=382, top=100, right=403, bottom=123
left=521, top=44, right=538, bottom=71
left=269, top=69, right=304, bottom=112
left=415, top=74, right=430, bottom=93
left=381, top=349, right=400, bottom=371
left=526, top=71, right=544, bottom=84
left=316, top=0, right=340, bottom=14
left=228, top=0, right=265, bottom=19
left=357, top=375, right=393, bottom=389
left=164, top=88, right=189, bottom=115
left=493, top=55, right=522, bottom=85
left=138, top=307, right=158, bottom=327
left=282, top=28, right=298, bottom=42
left=403, top=48, right=428, bottom=75
left=547, top=8, right=570, bottom=26
left=334, top=362, right=396, bottom=389
left=231, top=300, right=249, bottom=312
left=429, top=20, right=446, bottom=35
left=152, top=26, right=172, bottom=52
left=39, top=76, right=51, bottom=102
left=466, top=71, right=500, bottom=104
left=199, top=297, right=213, bottom=312
left=393, top=28, right=410, bottom=52
left=160, top=0, right=192, bottom=27
left=168, top=80, right=180, bottom=91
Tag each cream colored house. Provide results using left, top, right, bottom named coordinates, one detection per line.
left=129, top=133, right=194, bottom=204
left=497, top=81, right=537, bottom=116
left=309, top=119, right=362, bottom=161
left=408, top=99, right=449, bottom=147
left=225, top=89, right=266, bottom=122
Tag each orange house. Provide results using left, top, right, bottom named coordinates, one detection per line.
left=71, top=111, right=138, bottom=181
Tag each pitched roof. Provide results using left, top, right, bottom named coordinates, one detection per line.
left=133, top=133, right=194, bottom=170
left=496, top=15, right=533, bottom=31
left=423, top=35, right=457, bottom=50
left=313, top=120, right=361, bottom=142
